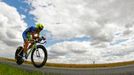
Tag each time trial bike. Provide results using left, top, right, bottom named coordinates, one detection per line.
left=15, top=36, right=47, bottom=68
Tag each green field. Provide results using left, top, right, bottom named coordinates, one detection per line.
left=0, top=63, right=43, bottom=75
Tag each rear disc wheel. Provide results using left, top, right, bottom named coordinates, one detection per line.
left=15, top=46, right=24, bottom=65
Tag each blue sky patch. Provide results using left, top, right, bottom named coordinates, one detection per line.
left=4, top=0, right=35, bottom=26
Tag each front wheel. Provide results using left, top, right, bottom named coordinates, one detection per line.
left=31, top=45, right=47, bottom=68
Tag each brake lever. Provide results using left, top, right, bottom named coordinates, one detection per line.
left=40, top=39, right=47, bottom=44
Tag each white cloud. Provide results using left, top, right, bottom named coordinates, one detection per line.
left=47, top=41, right=134, bottom=64
left=47, top=41, right=90, bottom=64
left=26, top=0, right=134, bottom=63
left=0, top=2, right=27, bottom=57
left=21, top=14, right=26, bottom=19
left=26, top=0, right=105, bottom=39
left=26, top=0, right=132, bottom=42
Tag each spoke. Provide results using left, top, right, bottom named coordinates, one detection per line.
left=36, top=50, right=41, bottom=57
left=33, top=48, right=45, bottom=64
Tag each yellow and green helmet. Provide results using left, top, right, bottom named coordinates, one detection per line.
left=36, top=23, right=44, bottom=30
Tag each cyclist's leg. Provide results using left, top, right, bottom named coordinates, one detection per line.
left=23, top=40, right=29, bottom=59
left=28, top=42, right=33, bottom=49
left=27, top=32, right=33, bottom=49
left=22, top=32, right=29, bottom=54
left=24, top=40, right=29, bottom=54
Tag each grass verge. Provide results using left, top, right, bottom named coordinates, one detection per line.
left=0, top=63, right=43, bottom=75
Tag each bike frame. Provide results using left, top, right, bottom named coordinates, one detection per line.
left=25, top=42, right=37, bottom=58
left=18, top=37, right=46, bottom=59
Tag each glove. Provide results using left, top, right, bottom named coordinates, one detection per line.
left=38, top=38, right=42, bottom=42
left=41, top=36, right=46, bottom=40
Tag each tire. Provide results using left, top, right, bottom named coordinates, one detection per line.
left=15, top=46, right=24, bottom=65
left=31, top=45, right=47, bottom=68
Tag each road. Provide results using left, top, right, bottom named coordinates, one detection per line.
left=0, top=59, right=134, bottom=75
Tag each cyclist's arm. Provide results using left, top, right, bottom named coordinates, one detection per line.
left=36, top=32, right=40, bottom=38
left=31, top=32, right=40, bottom=39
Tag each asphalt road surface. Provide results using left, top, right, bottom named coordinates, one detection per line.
left=0, top=60, right=134, bottom=75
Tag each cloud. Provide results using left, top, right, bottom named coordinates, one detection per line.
left=26, top=0, right=134, bottom=63
left=26, top=0, right=107, bottom=40
left=0, top=2, right=27, bottom=57
left=47, top=41, right=134, bottom=64
left=47, top=41, right=90, bottom=63
left=26, top=0, right=133, bottom=42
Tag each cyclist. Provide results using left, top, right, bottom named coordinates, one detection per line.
left=22, top=23, right=44, bottom=58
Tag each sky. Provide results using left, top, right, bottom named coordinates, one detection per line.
left=1, top=0, right=134, bottom=64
